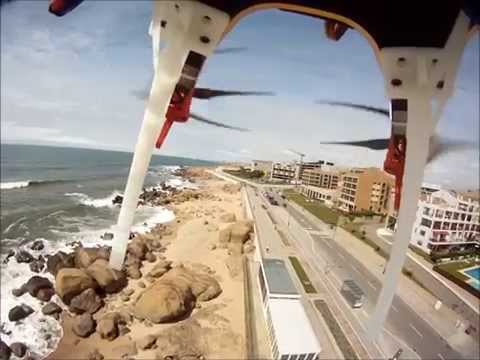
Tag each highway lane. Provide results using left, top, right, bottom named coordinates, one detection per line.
left=279, top=196, right=463, bottom=360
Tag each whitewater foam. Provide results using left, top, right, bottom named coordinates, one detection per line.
left=0, top=181, right=30, bottom=190
left=65, top=192, right=121, bottom=208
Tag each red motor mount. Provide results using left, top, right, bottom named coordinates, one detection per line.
left=383, top=134, right=407, bottom=211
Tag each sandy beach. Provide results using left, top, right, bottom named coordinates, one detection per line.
left=3, top=168, right=250, bottom=360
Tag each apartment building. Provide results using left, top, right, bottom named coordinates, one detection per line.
left=301, top=167, right=340, bottom=189
left=409, top=189, right=480, bottom=254
left=298, top=160, right=334, bottom=178
left=250, top=160, right=273, bottom=176
left=270, top=162, right=297, bottom=182
left=336, top=167, right=394, bottom=215
left=300, top=186, right=338, bottom=207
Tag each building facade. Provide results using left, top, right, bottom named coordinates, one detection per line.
left=300, top=186, right=338, bottom=207
left=336, top=167, right=394, bottom=215
left=270, top=162, right=297, bottom=182
left=301, top=167, right=340, bottom=189
left=409, top=189, right=480, bottom=254
left=298, top=160, right=334, bottom=179
left=250, top=160, right=273, bottom=176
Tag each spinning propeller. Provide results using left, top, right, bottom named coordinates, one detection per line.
left=315, top=100, right=475, bottom=162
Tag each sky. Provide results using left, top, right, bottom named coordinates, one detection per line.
left=1, top=0, right=479, bottom=189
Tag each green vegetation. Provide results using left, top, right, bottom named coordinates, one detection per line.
left=408, top=245, right=435, bottom=264
left=284, top=190, right=339, bottom=225
left=341, top=221, right=390, bottom=260
left=288, top=256, right=317, bottom=294
left=224, top=167, right=265, bottom=180
left=434, top=260, right=478, bottom=282
left=314, top=300, right=358, bottom=360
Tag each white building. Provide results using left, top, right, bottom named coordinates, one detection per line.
left=409, top=189, right=480, bottom=254
left=258, top=258, right=322, bottom=359
left=300, top=185, right=338, bottom=207
left=270, top=162, right=297, bottom=182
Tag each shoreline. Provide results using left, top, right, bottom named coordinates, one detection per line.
left=1, top=167, right=250, bottom=360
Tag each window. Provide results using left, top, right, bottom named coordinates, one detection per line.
left=298, top=355, right=307, bottom=360
left=442, top=222, right=449, bottom=230
left=461, top=213, right=466, bottom=221
left=451, top=223, right=457, bottom=230
left=445, top=211, right=452, bottom=220
left=453, top=212, right=459, bottom=220
left=435, top=209, right=444, bottom=218
left=306, top=354, right=315, bottom=360
left=433, top=221, right=441, bottom=229
left=467, top=215, right=472, bottom=222
left=421, top=218, right=432, bottom=227
left=281, top=356, right=289, bottom=360
left=420, top=230, right=426, bottom=236
left=423, top=207, right=431, bottom=216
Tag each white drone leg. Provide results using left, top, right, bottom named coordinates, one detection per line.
left=366, top=11, right=471, bottom=339
left=109, top=2, right=229, bottom=270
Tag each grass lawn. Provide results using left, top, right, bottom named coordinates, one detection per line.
left=284, top=190, right=339, bottom=225
left=435, top=260, right=478, bottom=282
left=288, top=256, right=317, bottom=294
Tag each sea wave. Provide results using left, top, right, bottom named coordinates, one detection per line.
left=65, top=192, right=121, bottom=208
left=0, top=179, right=71, bottom=190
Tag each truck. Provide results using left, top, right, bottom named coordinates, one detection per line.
left=340, top=280, right=364, bottom=308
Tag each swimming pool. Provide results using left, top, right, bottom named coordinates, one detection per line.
left=464, top=266, right=480, bottom=281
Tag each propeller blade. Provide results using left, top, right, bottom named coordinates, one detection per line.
left=320, top=138, right=390, bottom=150
left=213, top=47, right=247, bottom=54
left=315, top=100, right=389, bottom=117
left=190, top=112, right=250, bottom=132
left=192, top=88, right=274, bottom=100
left=428, top=136, right=476, bottom=163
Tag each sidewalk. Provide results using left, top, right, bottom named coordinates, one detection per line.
left=293, top=203, right=480, bottom=359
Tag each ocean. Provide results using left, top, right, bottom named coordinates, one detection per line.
left=0, top=143, right=211, bottom=358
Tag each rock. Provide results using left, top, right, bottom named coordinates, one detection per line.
left=15, top=250, right=34, bottom=264
left=72, top=313, right=96, bottom=338
left=230, top=221, right=253, bottom=244
left=133, top=281, right=195, bottom=323
left=116, top=341, right=137, bottom=359
left=23, top=276, right=54, bottom=298
left=243, top=241, right=255, bottom=254
left=149, top=264, right=169, bottom=278
left=46, top=251, right=75, bottom=275
left=87, top=349, right=104, bottom=360
left=208, top=243, right=217, bottom=251
left=219, top=213, right=236, bottom=223
left=118, top=324, right=130, bottom=336
left=0, top=340, right=11, bottom=360
left=74, top=247, right=97, bottom=269
left=29, top=258, right=45, bottom=273
left=127, top=240, right=147, bottom=260
left=70, top=288, right=103, bottom=314
left=86, top=259, right=127, bottom=294
left=55, top=268, right=97, bottom=304
left=118, top=309, right=133, bottom=324
left=9, top=343, right=26, bottom=358
left=120, top=294, right=130, bottom=302
left=124, top=288, right=134, bottom=296
left=137, top=335, right=157, bottom=350
left=8, top=304, right=34, bottom=322
left=227, top=242, right=243, bottom=256
left=96, top=318, right=118, bottom=341
left=137, top=281, right=146, bottom=288
left=102, top=232, right=114, bottom=241
left=126, top=266, right=142, bottom=280
left=145, top=252, right=156, bottom=263
left=30, top=240, right=44, bottom=251
left=112, top=195, right=123, bottom=205
left=3, top=250, right=15, bottom=264
left=12, top=288, right=26, bottom=297
left=36, top=287, right=55, bottom=302
left=218, top=227, right=231, bottom=244
left=42, top=302, right=62, bottom=316
left=188, top=273, right=222, bottom=302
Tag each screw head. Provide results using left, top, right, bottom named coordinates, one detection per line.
left=203, top=15, right=211, bottom=24
left=160, top=20, right=167, bottom=28
left=436, top=80, right=445, bottom=89
left=200, top=36, right=210, bottom=44
left=391, top=79, right=402, bottom=87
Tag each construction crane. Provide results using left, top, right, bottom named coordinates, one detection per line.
left=286, top=148, right=305, bottom=185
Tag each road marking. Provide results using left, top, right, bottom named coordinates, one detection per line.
left=409, top=324, right=423, bottom=338
left=367, top=281, right=377, bottom=290
left=391, top=305, right=399, bottom=313
left=438, top=353, right=445, bottom=360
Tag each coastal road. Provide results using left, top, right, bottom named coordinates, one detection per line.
left=267, top=191, right=464, bottom=360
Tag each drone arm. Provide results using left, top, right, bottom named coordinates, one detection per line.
left=109, top=1, right=229, bottom=269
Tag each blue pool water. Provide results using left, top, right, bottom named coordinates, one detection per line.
left=465, top=267, right=480, bottom=281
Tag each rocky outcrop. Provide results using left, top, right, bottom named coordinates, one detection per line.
left=86, top=259, right=127, bottom=294
left=9, top=343, right=26, bottom=358
left=230, top=221, right=253, bottom=243
left=15, top=251, right=34, bottom=264
left=42, top=302, right=62, bottom=316
left=22, top=276, right=54, bottom=300
left=72, top=313, right=96, bottom=338
left=46, top=251, right=75, bottom=275
left=30, top=240, right=44, bottom=251
left=0, top=340, right=11, bottom=360
left=55, top=268, right=97, bottom=304
left=8, top=304, right=34, bottom=322
left=96, top=317, right=117, bottom=341
left=29, top=257, right=46, bottom=273
left=69, top=288, right=103, bottom=314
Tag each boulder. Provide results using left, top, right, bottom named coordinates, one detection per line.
left=138, top=281, right=146, bottom=288
left=42, top=302, right=62, bottom=316
left=15, top=250, right=34, bottom=264
left=127, top=240, right=147, bottom=260
left=9, top=343, right=27, bottom=358
left=8, top=304, right=34, bottom=322
left=96, top=318, right=118, bottom=341
left=55, top=268, right=97, bottom=304
left=36, top=287, right=55, bottom=302
left=46, top=251, right=75, bottom=275
left=74, top=247, right=97, bottom=269
left=148, top=263, right=170, bottom=278
left=133, top=282, right=195, bottom=323
left=30, top=240, right=44, bottom=251
left=230, top=221, right=253, bottom=244
left=23, top=276, right=53, bottom=298
left=72, top=313, right=96, bottom=338
left=137, top=334, right=157, bottom=350
left=187, top=272, right=222, bottom=302
left=69, top=288, right=103, bottom=314
left=0, top=340, right=11, bottom=360
left=102, top=232, right=114, bottom=240
left=145, top=252, right=156, bottom=263
left=218, top=227, right=231, bottom=244
left=29, top=258, right=45, bottom=273
left=87, top=349, right=104, bottom=360
left=86, top=259, right=127, bottom=294
left=219, top=213, right=236, bottom=223
left=118, top=324, right=130, bottom=336
left=126, top=266, right=142, bottom=280
left=123, top=288, right=134, bottom=296
left=12, top=288, right=26, bottom=297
